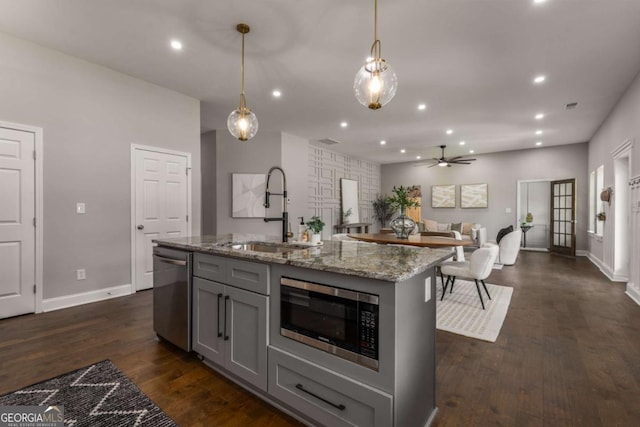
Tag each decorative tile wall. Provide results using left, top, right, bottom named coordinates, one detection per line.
left=308, top=146, right=381, bottom=238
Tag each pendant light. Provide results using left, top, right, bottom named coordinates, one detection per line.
left=227, top=23, right=258, bottom=141
left=354, top=0, right=398, bottom=110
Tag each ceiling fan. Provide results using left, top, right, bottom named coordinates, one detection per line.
left=420, top=145, right=477, bottom=168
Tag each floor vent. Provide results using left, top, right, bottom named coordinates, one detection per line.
left=319, top=138, right=341, bottom=145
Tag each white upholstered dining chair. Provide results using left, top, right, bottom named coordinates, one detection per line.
left=439, top=246, right=498, bottom=310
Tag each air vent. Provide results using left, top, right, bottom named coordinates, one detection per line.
left=319, top=138, right=342, bottom=145
left=565, top=102, right=578, bottom=110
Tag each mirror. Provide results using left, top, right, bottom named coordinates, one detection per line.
left=340, top=178, right=360, bottom=224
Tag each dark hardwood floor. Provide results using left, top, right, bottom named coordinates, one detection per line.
left=1, top=251, right=639, bottom=426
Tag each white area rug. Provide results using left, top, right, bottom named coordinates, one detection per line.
left=436, top=279, right=513, bottom=342
left=492, top=263, right=504, bottom=270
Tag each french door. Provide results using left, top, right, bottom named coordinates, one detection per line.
left=550, top=178, right=576, bottom=256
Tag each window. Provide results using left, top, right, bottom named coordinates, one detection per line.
left=589, top=165, right=604, bottom=236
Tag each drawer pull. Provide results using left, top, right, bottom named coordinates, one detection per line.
left=295, top=383, right=346, bottom=411
left=217, top=293, right=223, bottom=338
left=224, top=295, right=230, bottom=341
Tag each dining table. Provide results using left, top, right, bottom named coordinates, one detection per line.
left=347, top=233, right=475, bottom=248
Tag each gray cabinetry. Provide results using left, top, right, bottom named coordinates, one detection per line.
left=269, top=347, right=393, bottom=427
left=192, top=254, right=269, bottom=392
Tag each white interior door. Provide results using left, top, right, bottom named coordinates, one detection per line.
left=0, top=127, right=35, bottom=318
left=133, top=147, right=189, bottom=291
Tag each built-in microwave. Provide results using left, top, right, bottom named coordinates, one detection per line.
left=280, top=277, right=379, bottom=370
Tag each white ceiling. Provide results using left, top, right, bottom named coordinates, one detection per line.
left=1, top=0, right=640, bottom=164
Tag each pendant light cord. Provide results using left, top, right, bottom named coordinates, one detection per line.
left=239, top=31, right=246, bottom=110
left=370, top=0, right=382, bottom=63
left=374, top=0, right=378, bottom=43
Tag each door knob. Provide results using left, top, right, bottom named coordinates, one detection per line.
left=137, top=225, right=144, bottom=230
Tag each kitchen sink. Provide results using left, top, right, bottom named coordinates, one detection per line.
left=228, top=242, right=309, bottom=253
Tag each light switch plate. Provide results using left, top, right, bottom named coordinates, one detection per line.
left=505, top=207, right=512, bottom=213
left=76, top=203, right=85, bottom=214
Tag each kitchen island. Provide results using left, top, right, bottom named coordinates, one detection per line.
left=154, top=234, right=450, bottom=427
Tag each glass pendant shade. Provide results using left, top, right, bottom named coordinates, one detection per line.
left=227, top=107, right=258, bottom=141
left=354, top=58, right=398, bottom=110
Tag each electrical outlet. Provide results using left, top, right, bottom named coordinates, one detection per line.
left=76, top=269, right=86, bottom=280
left=76, top=203, right=86, bottom=214
left=505, top=207, right=512, bottom=213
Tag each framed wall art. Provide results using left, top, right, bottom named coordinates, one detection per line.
left=232, top=173, right=266, bottom=218
left=431, top=184, right=456, bottom=208
left=461, top=183, right=488, bottom=208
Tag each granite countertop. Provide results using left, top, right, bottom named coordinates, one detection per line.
left=153, top=234, right=452, bottom=282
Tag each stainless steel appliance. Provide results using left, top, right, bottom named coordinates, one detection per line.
left=153, top=247, right=192, bottom=351
left=280, top=277, right=379, bottom=370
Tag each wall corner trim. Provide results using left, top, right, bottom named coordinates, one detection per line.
left=626, top=282, right=640, bottom=307
left=41, top=284, right=133, bottom=312
left=585, top=251, right=619, bottom=281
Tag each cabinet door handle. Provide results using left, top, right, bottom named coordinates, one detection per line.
left=224, top=295, right=230, bottom=341
left=217, top=293, right=223, bottom=338
left=295, top=383, right=346, bottom=411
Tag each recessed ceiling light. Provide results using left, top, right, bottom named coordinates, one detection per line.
left=340, top=121, right=348, bottom=128
left=536, top=141, right=543, bottom=146
left=380, top=140, right=386, bottom=145
left=170, top=39, right=183, bottom=50
left=533, top=0, right=548, bottom=4
left=446, top=129, right=453, bottom=135
left=272, top=90, right=281, bottom=98
left=469, top=150, right=475, bottom=154
left=533, top=75, right=546, bottom=84
left=459, top=141, right=466, bottom=146
left=416, top=156, right=421, bottom=160
left=535, top=130, right=543, bottom=135
left=400, top=149, right=406, bottom=153
left=535, top=113, right=545, bottom=120
left=418, top=103, right=427, bottom=111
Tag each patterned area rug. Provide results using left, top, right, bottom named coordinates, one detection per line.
left=436, top=279, right=513, bottom=342
left=0, top=360, right=176, bottom=427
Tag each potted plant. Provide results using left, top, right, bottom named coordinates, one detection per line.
left=342, top=208, right=352, bottom=224
left=372, top=194, right=394, bottom=228
left=306, top=216, right=325, bottom=245
left=387, top=185, right=420, bottom=239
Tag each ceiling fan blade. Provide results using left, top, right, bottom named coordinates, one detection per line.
left=450, top=161, right=473, bottom=165
left=447, top=156, right=464, bottom=161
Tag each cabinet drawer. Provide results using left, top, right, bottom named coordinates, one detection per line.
left=226, top=258, right=270, bottom=295
left=268, top=347, right=392, bottom=427
left=193, top=253, right=226, bottom=282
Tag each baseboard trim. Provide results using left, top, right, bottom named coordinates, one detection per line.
left=521, top=247, right=549, bottom=252
left=575, top=250, right=588, bottom=257
left=585, top=252, right=615, bottom=281
left=42, top=284, right=133, bottom=312
left=626, top=282, right=640, bottom=307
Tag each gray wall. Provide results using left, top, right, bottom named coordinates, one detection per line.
left=0, top=32, right=201, bottom=299
left=212, top=130, right=309, bottom=237
left=201, top=130, right=217, bottom=235
left=281, top=133, right=310, bottom=230
left=588, top=70, right=639, bottom=266
left=381, top=143, right=589, bottom=250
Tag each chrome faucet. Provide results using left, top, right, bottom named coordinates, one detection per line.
left=263, top=166, right=293, bottom=242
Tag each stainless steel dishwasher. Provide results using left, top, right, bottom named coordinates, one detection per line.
left=153, top=246, right=192, bottom=351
